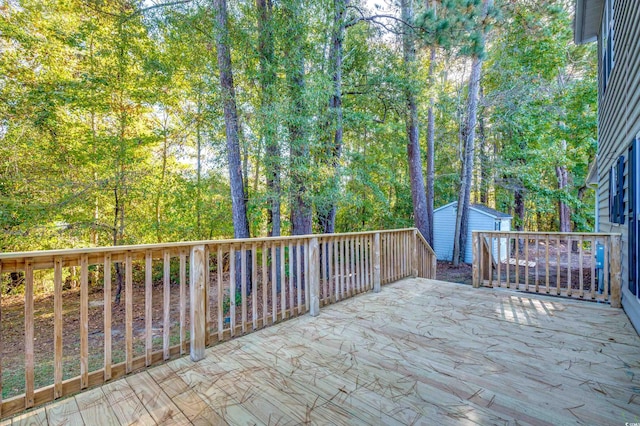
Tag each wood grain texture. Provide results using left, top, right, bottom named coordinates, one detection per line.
left=25, top=259, right=34, bottom=409
left=189, top=245, right=206, bottom=362
left=164, top=250, right=171, bottom=360
left=125, top=252, right=133, bottom=374
left=80, top=255, right=89, bottom=389
left=103, top=254, right=112, bottom=381
left=75, top=387, right=120, bottom=425
left=145, top=251, right=153, bottom=366
left=180, top=249, right=187, bottom=355
left=53, top=258, right=63, bottom=399
left=4, top=277, right=640, bottom=425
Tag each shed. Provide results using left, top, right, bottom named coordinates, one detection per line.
left=433, top=202, right=512, bottom=264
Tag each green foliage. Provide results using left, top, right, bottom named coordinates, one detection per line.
left=0, top=0, right=597, bottom=255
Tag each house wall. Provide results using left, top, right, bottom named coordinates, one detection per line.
left=597, top=0, right=640, bottom=330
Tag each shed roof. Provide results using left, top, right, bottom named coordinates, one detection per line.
left=434, top=201, right=512, bottom=219
left=574, top=0, right=604, bottom=44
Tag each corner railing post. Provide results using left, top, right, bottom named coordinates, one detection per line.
left=610, top=234, right=622, bottom=308
left=190, top=244, right=206, bottom=361
left=373, top=232, right=381, bottom=292
left=309, top=237, right=320, bottom=316
left=472, top=232, right=480, bottom=288
left=412, top=229, right=418, bottom=278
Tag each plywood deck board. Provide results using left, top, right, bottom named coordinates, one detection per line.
left=5, top=277, right=640, bottom=425
left=74, top=387, right=119, bottom=426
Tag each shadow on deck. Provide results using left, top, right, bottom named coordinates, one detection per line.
left=7, top=278, right=640, bottom=425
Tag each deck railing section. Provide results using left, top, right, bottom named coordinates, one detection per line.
left=472, top=231, right=622, bottom=306
left=0, top=228, right=435, bottom=418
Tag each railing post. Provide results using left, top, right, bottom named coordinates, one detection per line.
left=309, top=237, right=320, bottom=316
left=373, top=232, right=381, bottom=292
left=190, top=244, right=206, bottom=361
left=610, top=234, right=622, bottom=308
left=472, top=232, right=480, bottom=288
left=412, top=229, right=418, bottom=278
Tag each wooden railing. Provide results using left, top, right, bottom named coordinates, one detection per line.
left=0, top=228, right=435, bottom=418
left=472, top=231, right=622, bottom=306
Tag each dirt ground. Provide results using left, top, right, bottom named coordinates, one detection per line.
left=436, top=261, right=473, bottom=285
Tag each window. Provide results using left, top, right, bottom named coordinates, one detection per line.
left=494, top=221, right=501, bottom=231
left=602, top=0, right=615, bottom=92
left=609, top=155, right=625, bottom=224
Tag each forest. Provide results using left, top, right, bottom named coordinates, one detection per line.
left=0, top=0, right=597, bottom=262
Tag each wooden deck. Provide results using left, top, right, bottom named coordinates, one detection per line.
left=5, top=277, right=640, bottom=425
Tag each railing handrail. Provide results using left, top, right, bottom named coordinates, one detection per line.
left=473, top=230, right=623, bottom=237
left=0, top=227, right=437, bottom=419
left=415, top=229, right=436, bottom=257
left=471, top=230, right=622, bottom=307
left=0, top=228, right=419, bottom=262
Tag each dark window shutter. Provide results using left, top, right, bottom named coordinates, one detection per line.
left=618, top=155, right=625, bottom=223
left=610, top=167, right=616, bottom=223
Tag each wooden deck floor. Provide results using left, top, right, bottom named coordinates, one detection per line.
left=5, top=278, right=640, bottom=425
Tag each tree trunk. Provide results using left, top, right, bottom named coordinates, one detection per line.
left=317, top=0, right=348, bottom=235
left=452, top=0, right=492, bottom=266
left=401, top=0, right=430, bottom=244
left=286, top=0, right=312, bottom=237
left=213, top=0, right=251, bottom=293
left=478, top=86, right=489, bottom=205
left=256, top=0, right=281, bottom=238
left=425, top=0, right=437, bottom=246
left=555, top=139, right=571, bottom=234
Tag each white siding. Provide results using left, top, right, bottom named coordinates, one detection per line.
left=433, top=203, right=512, bottom=264
left=433, top=204, right=457, bottom=261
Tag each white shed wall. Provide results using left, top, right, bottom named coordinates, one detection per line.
left=433, top=203, right=512, bottom=264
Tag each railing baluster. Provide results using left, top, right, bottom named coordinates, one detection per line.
left=181, top=249, right=187, bottom=353
left=163, top=250, right=171, bottom=360
left=296, top=241, right=302, bottom=314
left=515, top=236, right=520, bottom=289
left=216, top=246, right=224, bottom=341
left=145, top=251, right=153, bottom=366
left=205, top=247, right=210, bottom=345
left=262, top=243, right=268, bottom=325
left=229, top=245, right=236, bottom=337
left=273, top=243, right=278, bottom=321
left=241, top=245, right=247, bottom=333
left=80, top=254, right=89, bottom=389
left=590, top=237, right=596, bottom=300
left=505, top=236, right=510, bottom=288
left=289, top=242, right=294, bottom=316
left=54, top=257, right=63, bottom=399
left=525, top=236, right=529, bottom=292
left=305, top=239, right=310, bottom=311
left=309, top=238, right=320, bottom=317
left=534, top=235, right=539, bottom=292
left=25, top=258, right=34, bottom=408
left=545, top=235, right=550, bottom=293
left=104, top=254, right=112, bottom=381
left=252, top=243, right=258, bottom=328
left=579, top=236, right=584, bottom=298
left=333, top=238, right=339, bottom=302
left=125, top=252, right=133, bottom=374
left=497, top=233, right=501, bottom=287
left=556, top=236, right=561, bottom=295
left=280, top=241, right=286, bottom=320
left=567, top=235, right=572, bottom=297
